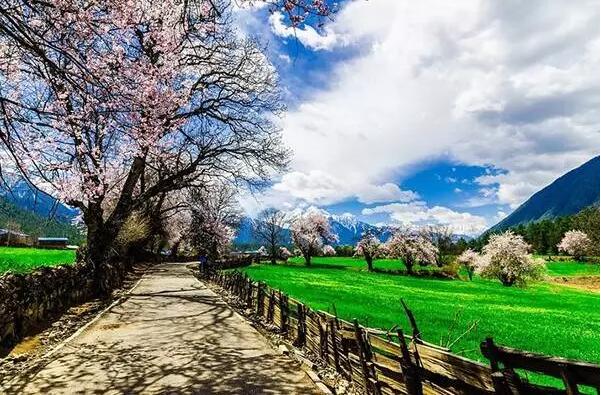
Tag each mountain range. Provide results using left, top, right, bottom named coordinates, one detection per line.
left=234, top=213, right=393, bottom=248
left=489, top=156, right=600, bottom=232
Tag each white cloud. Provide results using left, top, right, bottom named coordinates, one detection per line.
left=356, top=183, right=418, bottom=204
left=362, top=201, right=488, bottom=235
left=269, top=12, right=341, bottom=51
left=266, top=171, right=418, bottom=206
left=494, top=210, right=508, bottom=222
left=253, top=0, right=599, bottom=230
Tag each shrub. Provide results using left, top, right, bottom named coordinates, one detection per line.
left=115, top=212, right=151, bottom=250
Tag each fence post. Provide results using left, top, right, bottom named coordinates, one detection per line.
left=256, top=282, right=264, bottom=317
left=267, top=290, right=275, bottom=322
left=330, top=318, right=341, bottom=373
left=354, top=319, right=378, bottom=394
left=279, top=291, right=288, bottom=333
left=297, top=303, right=306, bottom=347
left=396, top=328, right=423, bottom=395
left=246, top=277, right=253, bottom=307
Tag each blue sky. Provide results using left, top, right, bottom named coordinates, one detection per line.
left=236, top=0, right=599, bottom=235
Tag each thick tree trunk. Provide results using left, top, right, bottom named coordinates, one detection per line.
left=86, top=225, right=115, bottom=297
left=304, top=252, right=311, bottom=266
left=366, top=256, right=373, bottom=271
left=405, top=258, right=414, bottom=275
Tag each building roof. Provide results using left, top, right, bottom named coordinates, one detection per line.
left=0, top=229, right=30, bottom=237
left=38, top=237, right=69, bottom=242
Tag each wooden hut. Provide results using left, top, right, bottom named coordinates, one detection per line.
left=37, top=237, right=69, bottom=249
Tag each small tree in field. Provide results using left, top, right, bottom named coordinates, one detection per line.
left=478, top=231, right=544, bottom=286
left=385, top=231, right=438, bottom=275
left=254, top=208, right=288, bottom=265
left=456, top=249, right=479, bottom=280
left=356, top=233, right=385, bottom=271
left=557, top=230, right=592, bottom=261
left=290, top=211, right=337, bottom=266
left=322, top=245, right=336, bottom=256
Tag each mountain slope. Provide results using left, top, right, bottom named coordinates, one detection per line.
left=490, top=156, right=600, bottom=231
left=0, top=195, right=84, bottom=243
left=0, top=181, right=78, bottom=222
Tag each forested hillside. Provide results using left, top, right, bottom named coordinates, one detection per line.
left=0, top=196, right=84, bottom=244
left=472, top=205, right=599, bottom=255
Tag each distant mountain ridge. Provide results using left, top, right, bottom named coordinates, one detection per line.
left=490, top=156, right=600, bottom=232
left=0, top=181, right=78, bottom=222
left=234, top=214, right=392, bottom=248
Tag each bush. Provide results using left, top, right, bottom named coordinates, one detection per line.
left=115, top=212, right=151, bottom=250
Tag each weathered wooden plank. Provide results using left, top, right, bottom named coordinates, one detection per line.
left=373, top=351, right=403, bottom=371
left=414, top=342, right=494, bottom=392
left=374, top=365, right=409, bottom=394
left=369, top=333, right=402, bottom=356
left=481, top=339, right=600, bottom=388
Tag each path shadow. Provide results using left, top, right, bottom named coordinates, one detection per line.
left=3, top=265, right=319, bottom=394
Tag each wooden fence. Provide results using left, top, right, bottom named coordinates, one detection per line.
left=202, top=269, right=600, bottom=395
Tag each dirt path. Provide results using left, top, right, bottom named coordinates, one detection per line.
left=2, top=262, right=320, bottom=394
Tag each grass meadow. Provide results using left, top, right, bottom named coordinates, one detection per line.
left=0, top=247, right=76, bottom=274
left=241, top=256, right=600, bottom=364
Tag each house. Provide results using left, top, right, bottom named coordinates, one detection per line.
left=37, top=237, right=69, bottom=249
left=0, top=229, right=32, bottom=246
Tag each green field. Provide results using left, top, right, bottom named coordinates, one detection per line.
left=0, top=247, right=76, bottom=274
left=241, top=256, right=600, bottom=364
left=545, top=260, right=600, bottom=277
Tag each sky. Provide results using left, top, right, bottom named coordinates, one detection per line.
left=234, top=0, right=600, bottom=236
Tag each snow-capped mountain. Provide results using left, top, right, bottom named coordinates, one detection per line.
left=234, top=213, right=390, bottom=247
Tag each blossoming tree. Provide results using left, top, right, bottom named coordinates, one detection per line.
left=557, top=230, right=592, bottom=261
left=385, top=231, right=438, bottom=275
left=0, top=0, right=290, bottom=292
left=355, top=233, right=385, bottom=271
left=290, top=211, right=337, bottom=266
left=456, top=249, right=479, bottom=280
left=188, top=183, right=241, bottom=264
left=477, top=231, right=544, bottom=286
left=322, top=245, right=336, bottom=256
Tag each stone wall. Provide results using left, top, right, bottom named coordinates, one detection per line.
left=0, top=259, right=132, bottom=348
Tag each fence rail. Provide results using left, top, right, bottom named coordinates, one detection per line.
left=201, top=269, right=600, bottom=395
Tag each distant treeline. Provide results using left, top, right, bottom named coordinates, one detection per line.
left=468, top=205, right=600, bottom=256
left=234, top=205, right=600, bottom=259
left=0, top=196, right=84, bottom=245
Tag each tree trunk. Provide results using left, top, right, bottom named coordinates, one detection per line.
left=171, top=241, right=180, bottom=258
left=499, top=274, right=514, bottom=286
left=270, top=244, right=277, bottom=265
left=304, top=252, right=311, bottom=266
left=405, top=258, right=414, bottom=275
left=366, top=256, right=373, bottom=271
left=86, top=226, right=115, bottom=297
